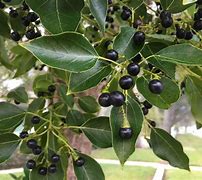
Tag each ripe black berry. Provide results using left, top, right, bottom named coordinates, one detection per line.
left=37, top=91, right=45, bottom=97
left=197, top=8, right=202, bottom=18
left=19, top=131, right=28, bottom=139
left=26, top=160, right=36, bottom=169
left=142, top=107, right=149, bottom=115
left=27, top=12, right=39, bottom=22
left=9, top=9, right=18, bottom=18
left=143, top=101, right=152, bottom=109
left=108, top=0, right=112, bottom=4
left=121, top=9, right=131, bottom=20
left=22, top=1, right=29, bottom=11
left=119, top=127, right=133, bottom=139
left=32, top=145, right=42, bottom=155
left=10, top=31, right=21, bottom=41
left=110, top=91, right=125, bottom=107
left=106, top=49, right=118, bottom=61
left=25, top=29, right=36, bottom=40
left=197, top=0, right=202, bottom=5
left=131, top=53, right=142, bottom=63
left=27, top=139, right=37, bottom=149
left=48, top=85, right=56, bottom=93
left=193, top=20, right=202, bottom=31
left=38, top=167, right=47, bottom=175
left=133, top=31, right=145, bottom=45
left=148, top=120, right=156, bottom=128
left=185, top=31, right=193, bottom=40
left=48, top=164, right=57, bottom=173
left=31, top=116, right=40, bottom=124
left=119, top=75, right=134, bottom=90
left=161, top=16, right=173, bottom=28
left=98, top=93, right=111, bottom=107
left=14, top=99, right=20, bottom=105
left=127, top=63, right=140, bottom=76
left=148, top=79, right=164, bottom=94
left=75, top=157, right=85, bottom=167
left=0, top=2, right=5, bottom=9
left=160, top=11, right=171, bottom=20
left=133, top=19, right=142, bottom=29
left=51, top=154, right=60, bottom=163
left=176, top=28, right=186, bottom=39
left=106, top=16, right=114, bottom=23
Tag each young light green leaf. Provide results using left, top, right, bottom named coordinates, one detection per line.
left=81, top=117, right=112, bottom=148
left=110, top=96, right=143, bottom=165
left=0, top=102, right=25, bottom=130
left=0, top=133, right=20, bottom=163
left=74, top=153, right=105, bottom=180
left=26, top=0, right=84, bottom=34
left=78, top=96, right=100, bottom=113
left=148, top=44, right=202, bottom=66
left=186, top=76, right=202, bottom=124
left=21, top=33, right=99, bottom=72
left=7, top=87, right=28, bottom=103
left=113, top=27, right=144, bottom=59
left=136, top=76, right=180, bottom=109
left=150, top=128, right=190, bottom=170
left=89, top=0, right=107, bottom=32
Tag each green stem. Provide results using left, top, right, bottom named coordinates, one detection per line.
left=26, top=112, right=50, bottom=123
left=98, top=56, right=123, bottom=67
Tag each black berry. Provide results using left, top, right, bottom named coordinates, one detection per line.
left=0, top=2, right=5, bottom=9
left=133, top=19, right=142, bottom=29
left=131, top=53, right=142, bottom=63
left=148, top=79, right=164, bottom=94
left=9, top=9, right=18, bottom=18
left=119, top=127, right=133, bottom=139
left=119, top=75, right=134, bottom=90
left=161, top=16, right=173, bottom=28
left=127, top=63, right=140, bottom=76
left=106, top=16, right=114, bottom=23
left=148, top=120, right=156, bottom=128
left=19, top=131, right=28, bottom=139
left=160, top=11, right=171, bottom=20
left=98, top=93, right=111, bottom=107
left=21, top=16, right=30, bottom=27
left=142, top=107, right=149, bottom=115
left=121, top=9, right=131, bottom=20
left=193, top=20, right=202, bottom=31
left=133, top=31, right=145, bottom=45
left=27, top=139, right=37, bottom=149
left=185, top=31, right=193, bottom=40
left=110, top=91, right=125, bottom=107
left=197, top=0, right=202, bottom=5
left=31, top=116, right=40, bottom=124
left=26, top=160, right=36, bottom=169
left=48, top=164, right=57, bottom=173
left=14, top=99, right=20, bottom=105
left=176, top=28, right=186, bottom=39
left=75, top=157, right=85, bottom=167
left=143, top=101, right=152, bottom=109
left=51, top=154, right=60, bottom=163
left=37, top=91, right=45, bottom=97
left=48, top=85, right=56, bottom=93
left=25, top=29, right=36, bottom=40
left=27, top=12, right=39, bottom=22
left=10, top=31, right=21, bottom=41
left=38, top=167, right=47, bottom=175
left=106, top=49, right=119, bottom=61
left=32, top=145, right=42, bottom=155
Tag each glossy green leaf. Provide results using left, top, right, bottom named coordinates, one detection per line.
left=59, top=85, right=74, bottom=108
left=5, top=0, right=23, bottom=5
left=26, top=0, right=84, bottom=34
left=0, top=102, right=25, bottom=130
left=74, top=153, right=105, bottom=180
left=160, top=0, right=195, bottom=13
left=81, top=117, right=112, bottom=148
left=78, top=96, right=100, bottom=113
left=113, top=27, right=144, bottom=59
left=148, top=44, right=202, bottom=66
left=0, top=133, right=20, bottom=163
left=136, top=76, right=180, bottom=109
left=21, top=33, right=99, bottom=72
left=186, top=76, right=202, bottom=124
left=127, top=0, right=143, bottom=9
left=7, top=87, right=28, bottom=103
left=110, top=96, right=143, bottom=164
left=150, top=128, right=190, bottom=170
left=0, top=10, right=10, bottom=38
left=89, top=0, right=107, bottom=32
left=69, top=62, right=111, bottom=92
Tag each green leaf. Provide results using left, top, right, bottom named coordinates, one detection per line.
left=0, top=10, right=10, bottom=38
left=78, top=96, right=100, bottom=113
left=74, top=153, right=105, bottom=180
left=126, top=0, right=143, bottom=9
left=150, top=128, right=190, bottom=170
left=113, top=27, right=144, bottom=59
left=69, top=61, right=111, bottom=92
left=136, top=76, right=180, bottom=109
left=148, top=44, right=202, bottom=66
left=5, top=0, right=23, bottom=5
left=59, top=85, right=74, bottom=108
left=110, top=96, right=143, bottom=164
left=7, top=87, right=28, bottom=103
left=160, top=0, right=195, bottom=13
left=89, top=0, right=107, bottom=32
left=21, top=33, right=99, bottom=72
left=186, top=76, right=202, bottom=124
left=0, top=133, right=20, bottom=163
left=26, top=0, right=84, bottom=34
left=0, top=102, right=25, bottom=130
left=81, top=117, right=112, bottom=148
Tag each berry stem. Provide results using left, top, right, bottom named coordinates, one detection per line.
left=98, top=56, right=123, bottom=67
left=26, top=112, right=49, bottom=123
left=121, top=106, right=130, bottom=128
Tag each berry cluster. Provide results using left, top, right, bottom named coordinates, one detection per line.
left=37, top=84, right=56, bottom=98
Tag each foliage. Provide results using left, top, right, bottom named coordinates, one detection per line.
left=0, top=0, right=202, bottom=179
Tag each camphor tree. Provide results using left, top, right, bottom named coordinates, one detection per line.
left=1, top=0, right=202, bottom=179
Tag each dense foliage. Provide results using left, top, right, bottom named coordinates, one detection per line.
left=0, top=0, right=202, bottom=179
